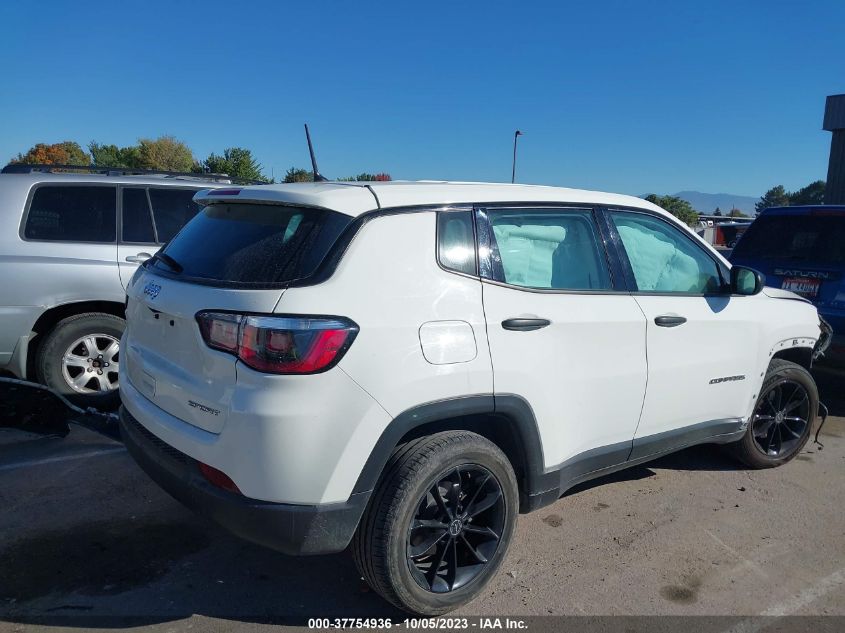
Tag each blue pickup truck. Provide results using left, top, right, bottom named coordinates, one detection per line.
left=730, top=205, right=844, bottom=364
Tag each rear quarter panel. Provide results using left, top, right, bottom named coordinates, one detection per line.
left=277, top=211, right=493, bottom=413
left=275, top=211, right=493, bottom=498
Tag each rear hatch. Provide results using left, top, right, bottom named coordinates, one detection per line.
left=730, top=210, right=845, bottom=332
left=124, top=200, right=353, bottom=433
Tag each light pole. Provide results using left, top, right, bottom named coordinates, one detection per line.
left=511, top=130, right=523, bottom=183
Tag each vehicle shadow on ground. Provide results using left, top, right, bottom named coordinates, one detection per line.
left=0, top=509, right=405, bottom=628
left=564, top=443, right=742, bottom=499
left=648, top=443, right=743, bottom=472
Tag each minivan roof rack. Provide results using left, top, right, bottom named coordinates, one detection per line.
left=1, top=163, right=265, bottom=185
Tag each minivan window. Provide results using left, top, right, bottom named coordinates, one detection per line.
left=731, top=214, right=845, bottom=265
left=24, top=185, right=116, bottom=242
left=486, top=208, right=611, bottom=290
left=153, top=203, right=352, bottom=286
left=122, top=188, right=156, bottom=243
left=610, top=211, right=721, bottom=293
left=148, top=188, right=202, bottom=243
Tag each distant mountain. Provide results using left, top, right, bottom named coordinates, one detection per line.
left=673, top=191, right=758, bottom=216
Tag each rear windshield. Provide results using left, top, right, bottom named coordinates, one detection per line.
left=732, top=214, right=845, bottom=265
left=151, top=203, right=352, bottom=286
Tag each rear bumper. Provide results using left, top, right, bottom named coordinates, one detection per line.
left=119, top=406, right=370, bottom=556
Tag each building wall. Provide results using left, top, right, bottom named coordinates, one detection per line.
left=824, top=95, right=845, bottom=205
left=827, top=131, right=845, bottom=204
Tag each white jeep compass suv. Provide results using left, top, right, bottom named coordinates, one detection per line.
left=119, top=181, right=828, bottom=614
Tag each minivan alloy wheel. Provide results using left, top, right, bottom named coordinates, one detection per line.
left=407, top=464, right=505, bottom=593
left=751, top=378, right=810, bottom=457
left=61, top=334, right=120, bottom=393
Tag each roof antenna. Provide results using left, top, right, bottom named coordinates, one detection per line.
left=304, top=123, right=328, bottom=182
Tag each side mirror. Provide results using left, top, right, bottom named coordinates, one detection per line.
left=730, top=266, right=764, bottom=295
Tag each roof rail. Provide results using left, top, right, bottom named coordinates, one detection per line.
left=1, top=163, right=266, bottom=185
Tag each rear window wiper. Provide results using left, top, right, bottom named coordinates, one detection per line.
left=153, top=253, right=184, bottom=274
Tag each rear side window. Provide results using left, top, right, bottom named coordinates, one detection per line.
left=153, top=203, right=352, bottom=286
left=732, top=214, right=845, bottom=265
left=438, top=211, right=477, bottom=275
left=122, top=188, right=156, bottom=243
left=24, top=185, right=116, bottom=242
left=485, top=208, right=612, bottom=290
left=148, top=188, right=202, bottom=243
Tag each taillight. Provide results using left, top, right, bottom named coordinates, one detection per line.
left=196, top=312, right=358, bottom=374
left=197, top=312, right=240, bottom=353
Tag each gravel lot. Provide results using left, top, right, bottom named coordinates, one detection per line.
left=1, top=368, right=843, bottom=631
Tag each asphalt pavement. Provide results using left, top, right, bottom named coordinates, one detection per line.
left=1, top=368, right=843, bottom=631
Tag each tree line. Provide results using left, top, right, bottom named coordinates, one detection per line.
left=10, top=140, right=824, bottom=213
left=646, top=178, right=826, bottom=227
left=643, top=194, right=748, bottom=225
left=755, top=181, right=825, bottom=212
left=280, top=167, right=391, bottom=183
left=9, top=137, right=391, bottom=183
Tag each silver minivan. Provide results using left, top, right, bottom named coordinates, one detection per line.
left=0, top=164, right=231, bottom=407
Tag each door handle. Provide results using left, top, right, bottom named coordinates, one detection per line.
left=125, top=252, right=152, bottom=263
left=654, top=315, right=687, bottom=327
left=501, top=318, right=551, bottom=331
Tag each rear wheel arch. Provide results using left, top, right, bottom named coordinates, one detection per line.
left=351, top=394, right=548, bottom=512
left=26, top=300, right=126, bottom=379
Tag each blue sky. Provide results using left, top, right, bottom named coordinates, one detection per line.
left=0, top=1, right=842, bottom=197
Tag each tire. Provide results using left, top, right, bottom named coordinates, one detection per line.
left=731, top=359, right=818, bottom=469
left=352, top=431, right=519, bottom=615
left=36, top=312, right=125, bottom=410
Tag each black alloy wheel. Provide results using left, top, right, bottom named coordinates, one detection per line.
left=731, top=359, right=817, bottom=469
left=353, top=430, right=518, bottom=615
left=751, top=379, right=811, bottom=457
left=406, top=465, right=505, bottom=593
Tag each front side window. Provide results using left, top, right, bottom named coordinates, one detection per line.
left=484, top=208, right=612, bottom=290
left=148, top=188, right=202, bottom=243
left=609, top=210, right=722, bottom=293
left=24, top=185, right=116, bottom=242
